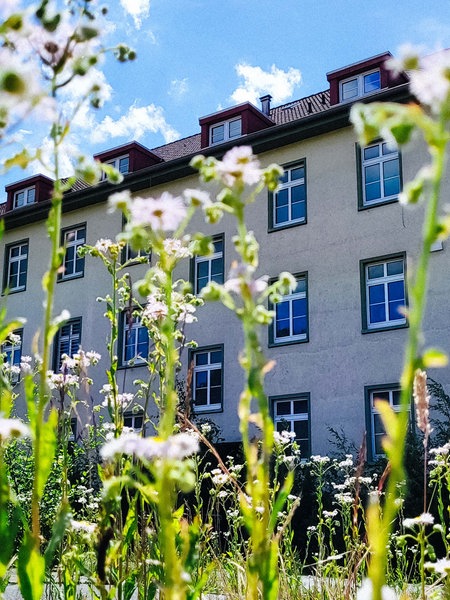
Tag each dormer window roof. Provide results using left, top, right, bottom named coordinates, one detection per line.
left=199, top=102, right=274, bottom=149
left=326, top=52, right=408, bottom=106
left=94, top=141, right=163, bottom=177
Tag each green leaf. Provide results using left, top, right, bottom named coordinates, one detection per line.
left=17, top=532, right=45, bottom=600
left=35, top=410, right=58, bottom=498
left=390, top=122, right=415, bottom=145
left=3, top=149, right=33, bottom=171
left=375, top=400, right=399, bottom=456
left=0, top=466, right=18, bottom=577
left=24, top=374, right=37, bottom=427
left=268, top=470, right=294, bottom=535
left=44, top=502, right=72, bottom=569
left=0, top=319, right=26, bottom=345
left=423, top=348, right=448, bottom=368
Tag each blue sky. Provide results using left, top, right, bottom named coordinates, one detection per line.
left=2, top=0, right=450, bottom=188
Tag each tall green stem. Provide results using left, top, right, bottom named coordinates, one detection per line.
left=369, top=136, right=446, bottom=600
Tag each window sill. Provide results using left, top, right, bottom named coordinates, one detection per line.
left=2, top=287, right=26, bottom=295
left=269, top=336, right=309, bottom=348
left=268, top=218, right=306, bottom=234
left=358, top=197, right=399, bottom=211
left=57, top=273, right=85, bottom=283
left=193, top=405, right=223, bottom=414
left=362, top=322, right=408, bottom=334
left=118, top=361, right=147, bottom=370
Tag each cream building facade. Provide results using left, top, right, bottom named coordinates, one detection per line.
left=1, top=52, right=449, bottom=459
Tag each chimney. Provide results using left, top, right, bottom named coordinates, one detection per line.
left=259, top=94, right=272, bottom=116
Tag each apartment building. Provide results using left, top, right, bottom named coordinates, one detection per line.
left=1, top=52, right=449, bottom=459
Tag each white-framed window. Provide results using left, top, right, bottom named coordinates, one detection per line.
left=120, top=311, right=149, bottom=366
left=367, top=386, right=406, bottom=459
left=194, top=237, right=224, bottom=294
left=4, top=241, right=28, bottom=293
left=272, top=162, right=306, bottom=228
left=54, top=318, right=81, bottom=369
left=192, top=347, right=223, bottom=412
left=123, top=244, right=151, bottom=264
left=124, top=410, right=144, bottom=432
left=363, top=256, right=406, bottom=331
left=60, top=225, right=86, bottom=280
left=210, top=117, right=242, bottom=145
left=13, top=186, right=36, bottom=209
left=272, top=394, right=310, bottom=457
left=361, top=142, right=400, bottom=206
left=272, top=275, right=308, bottom=344
left=2, top=329, right=22, bottom=384
left=102, top=155, right=129, bottom=179
left=340, top=69, right=381, bottom=101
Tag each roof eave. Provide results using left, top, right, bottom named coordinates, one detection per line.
left=3, top=83, right=412, bottom=231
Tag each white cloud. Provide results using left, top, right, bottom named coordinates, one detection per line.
left=59, top=68, right=113, bottom=131
left=119, top=0, right=150, bottom=29
left=90, top=103, right=180, bottom=144
left=230, top=64, right=302, bottom=106
left=168, top=78, right=189, bottom=99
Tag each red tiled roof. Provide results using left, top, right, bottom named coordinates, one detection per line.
left=270, top=90, right=330, bottom=125
left=152, top=133, right=201, bottom=161
left=149, top=90, right=331, bottom=162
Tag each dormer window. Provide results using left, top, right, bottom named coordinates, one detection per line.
left=102, top=155, right=129, bottom=180
left=94, top=142, right=163, bottom=178
left=340, top=70, right=381, bottom=101
left=13, top=186, right=35, bottom=209
left=326, top=53, right=407, bottom=107
left=200, top=103, right=273, bottom=149
left=210, top=117, right=242, bottom=145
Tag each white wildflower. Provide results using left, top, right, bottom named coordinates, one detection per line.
left=212, top=472, right=229, bottom=485
left=101, top=431, right=199, bottom=462
left=48, top=372, right=79, bottom=390
left=357, top=578, right=398, bottom=600
left=425, top=557, right=450, bottom=573
left=216, top=146, right=262, bottom=187
left=430, top=442, right=450, bottom=456
left=162, top=238, right=192, bottom=259
left=0, top=418, right=31, bottom=440
left=143, top=295, right=169, bottom=321
left=386, top=43, right=423, bottom=75
left=403, top=513, right=434, bottom=528
left=70, top=519, right=97, bottom=535
left=199, top=423, right=212, bottom=435
left=129, top=192, right=186, bottom=232
left=183, top=188, right=212, bottom=208
left=94, top=238, right=117, bottom=258
left=101, top=392, right=134, bottom=408
left=335, top=493, right=354, bottom=504
left=6, top=333, right=21, bottom=345
left=108, top=190, right=132, bottom=213
left=179, top=302, right=196, bottom=324
left=310, top=455, right=330, bottom=464
left=224, top=262, right=268, bottom=297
